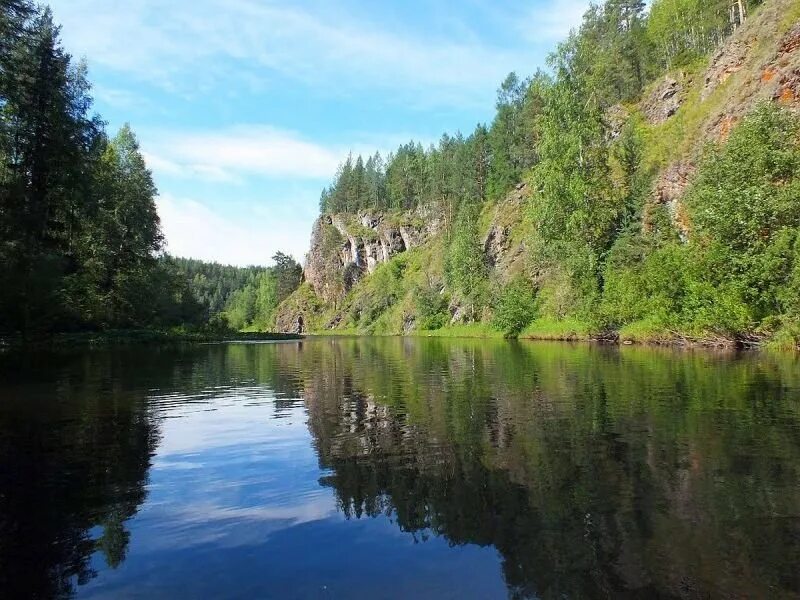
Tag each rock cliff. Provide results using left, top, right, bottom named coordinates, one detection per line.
left=304, top=206, right=443, bottom=301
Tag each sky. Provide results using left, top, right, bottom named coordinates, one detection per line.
left=48, top=0, right=590, bottom=266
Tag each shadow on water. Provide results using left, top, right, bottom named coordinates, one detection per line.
left=1, top=339, right=799, bottom=598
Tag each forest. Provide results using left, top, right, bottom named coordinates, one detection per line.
left=319, top=0, right=763, bottom=216
left=0, top=0, right=301, bottom=338
left=4, top=0, right=798, bottom=344
left=302, top=0, right=800, bottom=346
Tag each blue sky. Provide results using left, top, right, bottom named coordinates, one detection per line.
left=48, top=0, right=589, bottom=266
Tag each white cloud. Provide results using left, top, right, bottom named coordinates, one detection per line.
left=149, top=127, right=342, bottom=180
left=156, top=193, right=315, bottom=266
left=142, top=126, right=422, bottom=184
left=49, top=0, right=538, bottom=108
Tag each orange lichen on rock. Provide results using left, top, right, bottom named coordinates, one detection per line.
left=762, top=67, right=778, bottom=82
left=718, top=115, right=741, bottom=141
left=779, top=86, right=797, bottom=104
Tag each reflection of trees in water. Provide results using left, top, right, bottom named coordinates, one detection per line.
left=298, top=339, right=800, bottom=599
left=2, top=340, right=799, bottom=598
left=0, top=350, right=162, bottom=598
left=0, top=342, right=309, bottom=598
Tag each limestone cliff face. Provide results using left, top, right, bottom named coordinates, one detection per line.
left=303, top=206, right=442, bottom=301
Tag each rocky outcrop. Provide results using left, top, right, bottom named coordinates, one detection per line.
left=482, top=183, right=529, bottom=281
left=275, top=311, right=304, bottom=334
left=698, top=0, right=800, bottom=141
left=702, top=39, right=750, bottom=100
left=303, top=206, right=443, bottom=299
left=771, top=23, right=800, bottom=109
left=605, top=104, right=631, bottom=139
left=646, top=0, right=800, bottom=222
left=650, top=162, right=695, bottom=240
left=304, top=217, right=345, bottom=302
left=642, top=75, right=686, bottom=124
left=483, top=224, right=510, bottom=268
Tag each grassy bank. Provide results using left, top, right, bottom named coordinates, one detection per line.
left=305, top=318, right=800, bottom=351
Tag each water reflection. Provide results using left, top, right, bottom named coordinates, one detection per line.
left=1, top=340, right=800, bottom=598
left=301, top=340, right=800, bottom=598
left=0, top=350, right=162, bottom=598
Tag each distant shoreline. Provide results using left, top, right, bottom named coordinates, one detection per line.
left=0, top=330, right=303, bottom=351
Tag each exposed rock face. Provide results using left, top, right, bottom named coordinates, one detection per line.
left=482, top=182, right=529, bottom=282
left=772, top=23, right=800, bottom=109
left=275, top=311, right=304, bottom=334
left=647, top=0, right=800, bottom=223
left=698, top=0, right=800, bottom=141
left=483, top=224, right=510, bottom=268
left=651, top=162, right=695, bottom=240
left=304, top=217, right=344, bottom=303
left=303, top=206, right=442, bottom=299
left=703, top=39, right=750, bottom=100
left=643, top=76, right=685, bottom=124
left=605, top=104, right=631, bottom=139
left=781, top=22, right=800, bottom=55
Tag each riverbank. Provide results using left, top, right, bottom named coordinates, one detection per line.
left=0, top=329, right=303, bottom=351
left=304, top=318, right=799, bottom=351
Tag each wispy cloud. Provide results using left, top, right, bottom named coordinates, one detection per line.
left=142, top=126, right=432, bottom=184
left=157, top=193, right=316, bottom=265
left=50, top=0, right=542, bottom=108
left=150, top=127, right=341, bottom=180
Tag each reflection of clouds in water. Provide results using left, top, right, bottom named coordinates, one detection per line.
left=153, top=396, right=309, bottom=457
left=135, top=493, right=337, bottom=552
left=135, top=394, right=333, bottom=553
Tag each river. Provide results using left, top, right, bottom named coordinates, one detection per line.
left=1, top=338, right=799, bottom=598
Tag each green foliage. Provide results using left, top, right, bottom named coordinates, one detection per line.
left=444, top=202, right=487, bottom=309
left=413, top=283, right=448, bottom=331
left=319, top=73, right=542, bottom=216
left=555, top=0, right=653, bottom=107
left=486, top=72, right=542, bottom=200
left=602, top=104, right=800, bottom=340
left=684, top=103, right=800, bottom=327
left=492, top=277, right=536, bottom=336
left=0, top=2, right=220, bottom=336
left=223, top=253, right=303, bottom=331
left=519, top=317, right=595, bottom=340
left=647, top=0, right=764, bottom=69
left=527, top=73, right=627, bottom=319
left=272, top=251, right=303, bottom=303
left=688, top=104, right=800, bottom=252
left=165, top=257, right=268, bottom=317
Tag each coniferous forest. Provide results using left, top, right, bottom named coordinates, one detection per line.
left=0, top=0, right=302, bottom=339
left=0, top=1, right=192, bottom=336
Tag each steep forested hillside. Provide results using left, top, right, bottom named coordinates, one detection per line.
left=276, top=0, right=800, bottom=347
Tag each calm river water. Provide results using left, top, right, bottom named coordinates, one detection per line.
left=1, top=338, right=799, bottom=599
